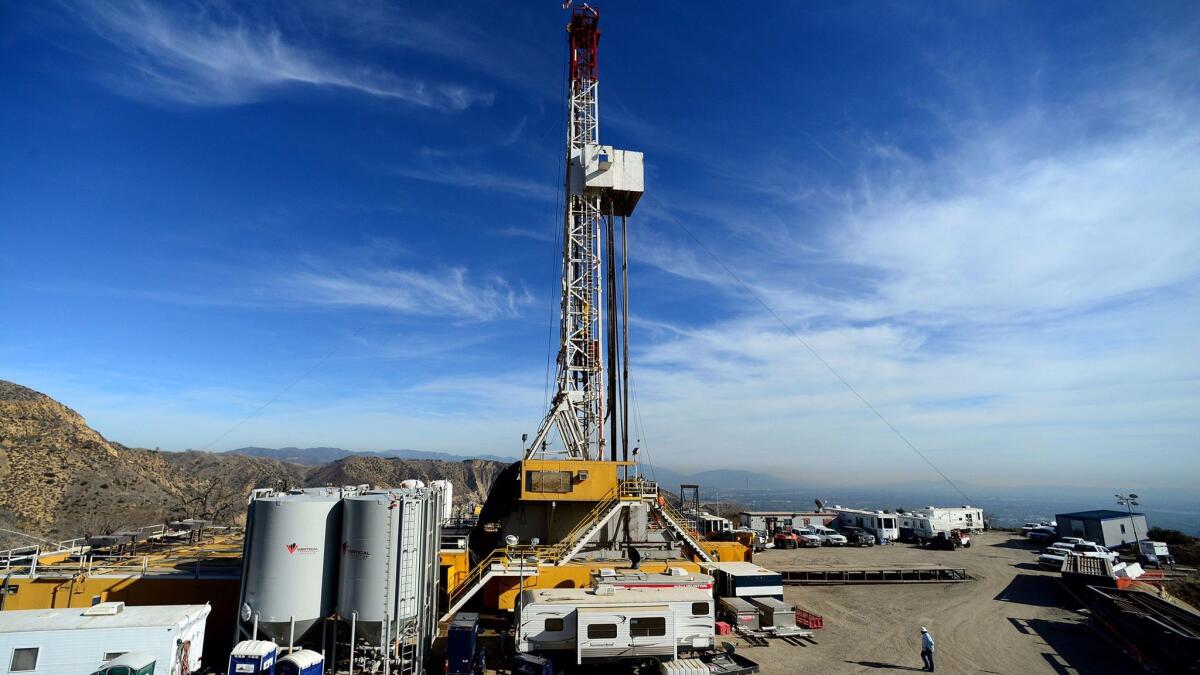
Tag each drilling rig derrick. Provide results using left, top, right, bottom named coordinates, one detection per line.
left=526, top=4, right=643, bottom=462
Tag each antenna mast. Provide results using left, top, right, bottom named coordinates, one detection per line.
left=526, top=4, right=643, bottom=461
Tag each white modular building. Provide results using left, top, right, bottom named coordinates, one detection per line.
left=516, top=587, right=714, bottom=664
left=0, top=602, right=209, bottom=675
left=737, top=511, right=834, bottom=533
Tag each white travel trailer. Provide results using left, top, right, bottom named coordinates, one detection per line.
left=911, top=506, right=985, bottom=532
left=830, top=507, right=899, bottom=543
left=516, top=587, right=714, bottom=664
left=0, top=602, right=209, bottom=675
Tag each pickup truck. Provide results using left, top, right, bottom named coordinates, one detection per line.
left=1039, top=543, right=1118, bottom=570
left=840, top=527, right=876, bottom=547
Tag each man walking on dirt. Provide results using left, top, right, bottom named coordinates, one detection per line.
left=920, top=626, right=936, bottom=672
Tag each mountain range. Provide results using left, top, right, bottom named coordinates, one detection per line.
left=229, top=446, right=514, bottom=465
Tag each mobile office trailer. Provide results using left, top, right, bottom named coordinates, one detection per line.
left=0, top=602, right=209, bottom=675
left=517, top=587, right=715, bottom=664
left=701, top=562, right=783, bottom=600
left=747, top=596, right=796, bottom=629
left=829, top=507, right=899, bottom=543
left=718, top=597, right=760, bottom=631
left=738, top=511, right=833, bottom=533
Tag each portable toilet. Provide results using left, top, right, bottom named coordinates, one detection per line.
left=228, top=640, right=278, bottom=674
left=97, top=652, right=156, bottom=675
left=276, top=650, right=324, bottom=675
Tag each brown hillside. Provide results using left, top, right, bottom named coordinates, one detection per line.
left=0, top=380, right=507, bottom=542
left=305, top=456, right=509, bottom=509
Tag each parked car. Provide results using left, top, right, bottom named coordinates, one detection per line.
left=790, top=528, right=824, bottom=548
left=839, top=526, right=876, bottom=547
left=1027, top=527, right=1058, bottom=543
left=1056, top=537, right=1093, bottom=548
left=1042, top=542, right=1077, bottom=556
left=1038, top=543, right=1118, bottom=570
left=1022, top=521, right=1056, bottom=537
left=807, top=526, right=848, bottom=546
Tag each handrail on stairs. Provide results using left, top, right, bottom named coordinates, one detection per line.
left=652, top=496, right=712, bottom=561
left=445, top=479, right=665, bottom=616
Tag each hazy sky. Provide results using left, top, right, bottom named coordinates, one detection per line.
left=2, top=2, right=1198, bottom=488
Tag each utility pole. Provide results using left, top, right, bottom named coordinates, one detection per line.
left=525, top=3, right=644, bottom=462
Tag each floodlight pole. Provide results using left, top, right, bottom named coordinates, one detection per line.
left=1116, top=493, right=1141, bottom=549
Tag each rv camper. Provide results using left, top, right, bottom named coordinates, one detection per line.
left=516, top=587, right=715, bottom=664
left=830, top=507, right=899, bottom=543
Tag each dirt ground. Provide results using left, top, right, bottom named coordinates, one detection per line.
left=738, top=531, right=1130, bottom=674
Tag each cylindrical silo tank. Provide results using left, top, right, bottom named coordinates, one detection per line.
left=336, top=492, right=401, bottom=644
left=239, top=490, right=343, bottom=644
left=430, top=480, right=453, bottom=521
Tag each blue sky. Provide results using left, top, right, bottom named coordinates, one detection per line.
left=2, top=1, right=1198, bottom=488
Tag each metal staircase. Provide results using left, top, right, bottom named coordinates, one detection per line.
left=650, top=496, right=714, bottom=563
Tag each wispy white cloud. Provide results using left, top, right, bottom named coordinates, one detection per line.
left=393, top=165, right=558, bottom=202
left=62, top=1, right=494, bottom=110
left=285, top=265, right=532, bottom=321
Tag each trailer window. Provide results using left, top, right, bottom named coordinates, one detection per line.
left=10, top=648, right=39, bottom=672
left=630, top=617, right=666, bottom=637
left=544, top=618, right=564, bottom=632
left=691, top=602, right=710, bottom=615
left=587, top=623, right=618, bottom=639
left=526, top=470, right=572, bottom=493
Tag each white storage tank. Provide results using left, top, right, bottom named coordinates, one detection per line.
left=239, top=489, right=343, bottom=643
left=336, top=490, right=428, bottom=644
left=400, top=479, right=425, bottom=489
left=430, top=479, right=454, bottom=521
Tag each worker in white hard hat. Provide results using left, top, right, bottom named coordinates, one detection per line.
left=920, top=626, right=936, bottom=672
